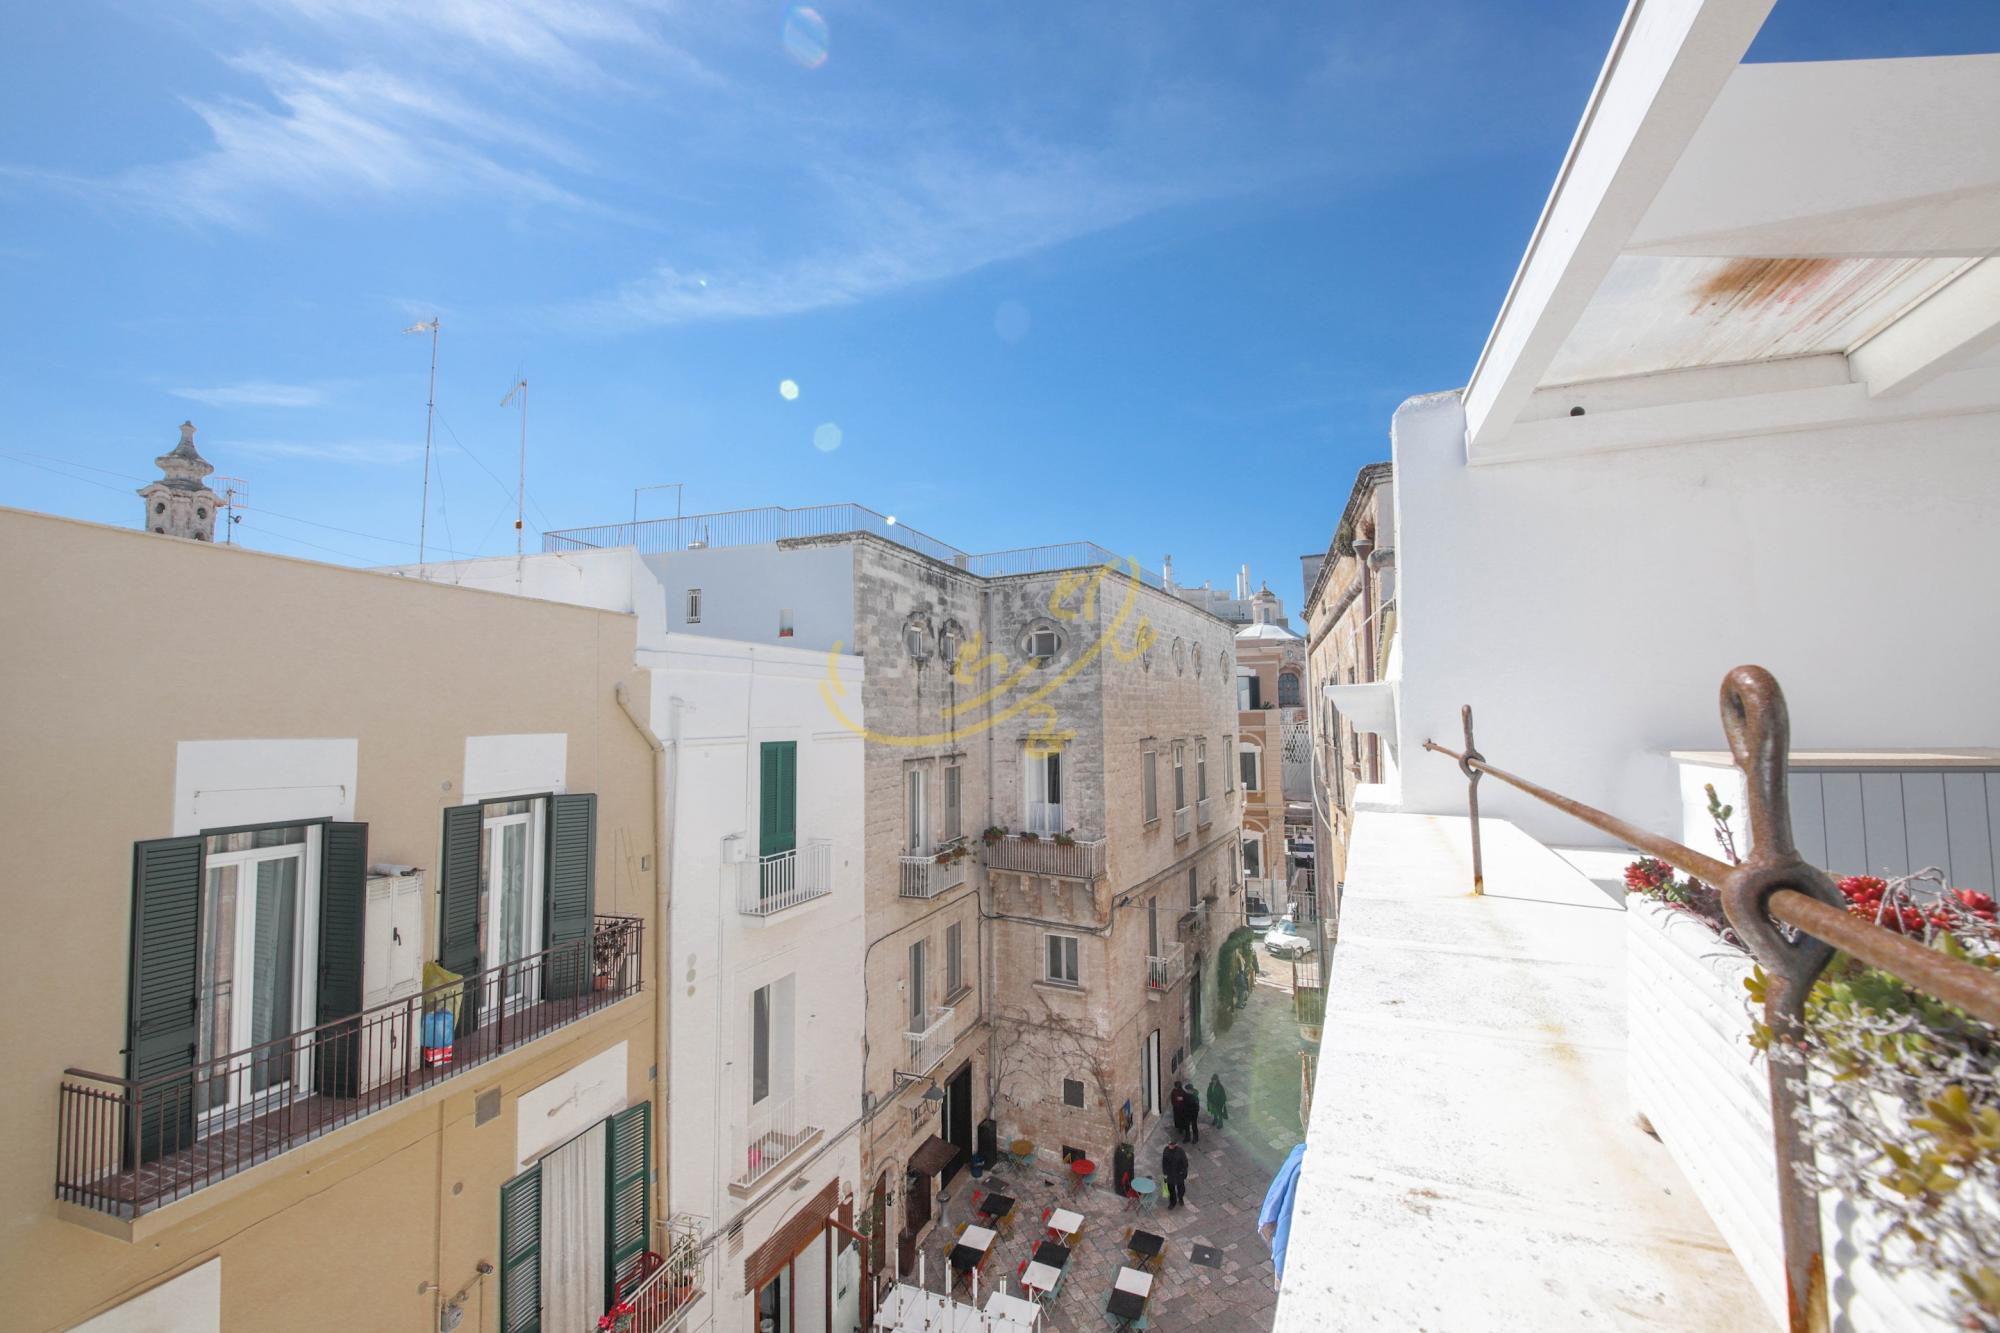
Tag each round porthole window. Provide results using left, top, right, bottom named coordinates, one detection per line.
left=154, top=502, right=166, bottom=515
left=1019, top=619, right=1064, bottom=668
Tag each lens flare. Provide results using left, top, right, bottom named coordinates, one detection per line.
left=779, top=379, right=800, bottom=401
left=782, top=6, right=829, bottom=69
left=814, top=422, right=843, bottom=452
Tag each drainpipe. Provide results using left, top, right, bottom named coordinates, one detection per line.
left=1352, top=536, right=1379, bottom=784
left=616, top=680, right=680, bottom=1246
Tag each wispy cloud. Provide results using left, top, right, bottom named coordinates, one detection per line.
left=232, top=437, right=422, bottom=464
left=171, top=380, right=329, bottom=408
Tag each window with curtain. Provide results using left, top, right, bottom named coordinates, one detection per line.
left=1172, top=742, right=1186, bottom=811
left=908, top=940, right=927, bottom=1026
left=1196, top=739, right=1208, bottom=800
left=945, top=921, right=963, bottom=996
left=1044, top=933, right=1079, bottom=986
left=944, top=764, right=961, bottom=841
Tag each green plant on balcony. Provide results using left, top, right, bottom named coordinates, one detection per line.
left=1745, top=872, right=1999, bottom=1329
left=1052, top=830, right=1077, bottom=847
left=1018, top=829, right=1040, bottom=843
left=982, top=825, right=1008, bottom=846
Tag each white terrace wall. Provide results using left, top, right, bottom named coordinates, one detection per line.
left=1388, top=389, right=2000, bottom=849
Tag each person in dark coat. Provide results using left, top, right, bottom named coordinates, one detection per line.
left=1161, top=1140, right=1190, bottom=1208
left=1167, top=1082, right=1189, bottom=1140
left=1178, top=1079, right=1201, bottom=1143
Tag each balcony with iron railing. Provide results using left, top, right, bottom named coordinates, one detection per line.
left=898, top=844, right=970, bottom=900
left=904, top=1005, right=957, bottom=1077
left=981, top=831, right=1106, bottom=881
left=733, top=1078, right=821, bottom=1194
left=731, top=837, right=834, bottom=918
left=1146, top=943, right=1186, bottom=992
left=1172, top=804, right=1193, bottom=839
left=1177, top=902, right=1208, bottom=939
left=1196, top=794, right=1213, bottom=827
left=57, top=916, right=645, bottom=1221
left=1024, top=800, right=1065, bottom=836
left=613, top=1215, right=706, bottom=1333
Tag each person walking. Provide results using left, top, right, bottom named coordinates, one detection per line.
left=1206, top=1073, right=1229, bottom=1128
left=1168, top=1081, right=1190, bottom=1141
left=1179, top=1080, right=1201, bottom=1143
left=1161, top=1140, right=1190, bottom=1209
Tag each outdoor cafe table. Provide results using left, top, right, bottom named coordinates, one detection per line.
left=1127, top=1229, right=1165, bottom=1265
left=1020, top=1260, right=1064, bottom=1298
left=1108, top=1266, right=1154, bottom=1323
left=960, top=1224, right=998, bottom=1253
left=975, top=1192, right=1016, bottom=1223
left=1032, top=1241, right=1071, bottom=1271
left=984, top=1290, right=1042, bottom=1331
left=1046, top=1207, right=1084, bottom=1240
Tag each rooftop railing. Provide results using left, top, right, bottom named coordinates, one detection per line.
left=541, top=505, right=1165, bottom=588
left=57, top=915, right=644, bottom=1219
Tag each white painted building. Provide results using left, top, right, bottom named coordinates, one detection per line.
left=385, top=549, right=869, bottom=1333
left=1287, top=2, right=2000, bottom=1329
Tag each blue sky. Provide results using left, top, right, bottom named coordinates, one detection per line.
left=4, top=1, right=1997, bottom=605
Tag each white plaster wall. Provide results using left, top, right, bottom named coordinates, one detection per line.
left=70, top=1258, right=220, bottom=1333
left=642, top=544, right=857, bottom=652
left=379, top=547, right=668, bottom=647
left=651, top=632, right=866, bottom=1318
left=463, top=733, right=568, bottom=802
left=172, top=738, right=358, bottom=835
left=517, top=1041, right=630, bottom=1170
left=1389, top=390, right=2000, bottom=848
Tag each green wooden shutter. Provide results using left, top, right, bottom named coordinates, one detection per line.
left=543, top=794, right=597, bottom=1001
left=127, top=836, right=203, bottom=1164
left=439, top=803, right=483, bottom=1032
left=314, top=822, right=369, bottom=1098
left=758, top=742, right=797, bottom=858
left=605, top=1101, right=652, bottom=1298
left=499, top=1167, right=543, bottom=1333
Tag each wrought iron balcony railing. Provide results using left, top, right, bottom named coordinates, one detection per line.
left=614, top=1216, right=707, bottom=1332
left=904, top=1005, right=957, bottom=1076
left=898, top=846, right=970, bottom=900
left=57, top=916, right=644, bottom=1220
left=732, top=838, right=834, bottom=917
left=1146, top=943, right=1186, bottom=992
left=734, top=1078, right=821, bottom=1192
left=1172, top=805, right=1193, bottom=839
left=1196, top=795, right=1213, bottom=827
left=982, top=833, right=1106, bottom=881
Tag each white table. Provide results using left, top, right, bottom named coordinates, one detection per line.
left=1020, top=1260, right=1063, bottom=1294
left=984, top=1291, right=1042, bottom=1330
left=1047, top=1207, right=1084, bottom=1236
left=959, top=1223, right=998, bottom=1252
left=1115, top=1266, right=1154, bottom=1297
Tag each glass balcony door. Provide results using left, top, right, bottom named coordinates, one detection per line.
left=483, top=800, right=545, bottom=1011
left=198, top=827, right=315, bottom=1126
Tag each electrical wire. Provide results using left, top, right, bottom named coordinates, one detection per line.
left=0, top=451, right=146, bottom=496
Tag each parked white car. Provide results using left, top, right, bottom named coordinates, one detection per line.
left=1264, top=917, right=1314, bottom=959
left=1245, top=896, right=1275, bottom=930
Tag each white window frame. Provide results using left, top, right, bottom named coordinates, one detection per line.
left=1223, top=735, right=1234, bottom=792
left=1171, top=741, right=1187, bottom=813
left=945, top=920, right=964, bottom=998
left=482, top=798, right=547, bottom=1015
left=198, top=825, right=321, bottom=1131
left=1243, top=836, right=1263, bottom=879
left=685, top=588, right=702, bottom=624
left=908, top=939, right=927, bottom=1028
left=1044, top=932, right=1080, bottom=987
left=751, top=975, right=795, bottom=1108
left=1196, top=738, right=1208, bottom=801
left=1025, top=748, right=1063, bottom=835
left=1142, top=747, right=1158, bottom=823
left=1027, top=626, right=1060, bottom=667
left=906, top=767, right=929, bottom=854
left=943, top=764, right=962, bottom=842
left=1240, top=741, right=1262, bottom=792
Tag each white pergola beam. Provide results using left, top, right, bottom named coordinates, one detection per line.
left=1850, top=258, right=2000, bottom=399
left=1461, top=0, right=1774, bottom=457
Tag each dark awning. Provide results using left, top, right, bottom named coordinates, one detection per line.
left=910, top=1134, right=959, bottom=1177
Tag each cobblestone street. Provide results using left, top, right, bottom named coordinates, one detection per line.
left=918, top=953, right=1308, bottom=1332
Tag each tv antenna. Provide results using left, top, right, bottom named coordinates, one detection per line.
left=213, top=475, right=248, bottom=544
left=501, top=377, right=528, bottom=558
left=632, top=483, right=685, bottom=524
left=403, top=317, right=441, bottom=564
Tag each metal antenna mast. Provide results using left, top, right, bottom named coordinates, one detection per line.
left=502, top=377, right=528, bottom=557
left=403, top=318, right=441, bottom=563
left=213, top=475, right=248, bottom=545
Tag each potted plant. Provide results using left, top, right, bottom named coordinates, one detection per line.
left=1018, top=829, right=1040, bottom=843
left=593, top=917, right=636, bottom=991
left=598, top=1300, right=636, bottom=1333
left=1052, top=830, right=1077, bottom=848
left=982, top=825, right=1008, bottom=846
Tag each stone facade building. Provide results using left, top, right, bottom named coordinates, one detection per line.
left=1232, top=607, right=1311, bottom=919
left=1299, top=461, right=1395, bottom=891
left=137, top=420, right=219, bottom=542
left=535, top=506, right=1242, bottom=1283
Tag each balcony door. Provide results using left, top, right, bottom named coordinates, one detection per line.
left=1025, top=748, right=1062, bottom=835
left=198, top=826, right=318, bottom=1126
left=760, top=741, right=798, bottom=902
left=482, top=799, right=545, bottom=1010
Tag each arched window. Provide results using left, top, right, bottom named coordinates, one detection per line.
left=903, top=613, right=934, bottom=662
left=1278, top=671, right=1302, bottom=707
left=938, top=619, right=964, bottom=669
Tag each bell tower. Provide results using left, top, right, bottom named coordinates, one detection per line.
left=138, top=421, right=219, bottom=542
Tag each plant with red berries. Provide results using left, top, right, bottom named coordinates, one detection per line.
left=598, top=1301, right=636, bottom=1333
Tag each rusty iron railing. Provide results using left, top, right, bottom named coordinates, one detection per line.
left=1424, top=666, right=2000, bottom=1333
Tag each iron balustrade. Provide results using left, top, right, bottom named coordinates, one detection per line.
left=735, top=1079, right=821, bottom=1191
left=735, top=839, right=834, bottom=917
left=1146, top=943, right=1186, bottom=991
left=982, top=834, right=1106, bottom=881
left=904, top=1006, right=957, bottom=1077
left=1423, top=667, right=2000, bottom=1333
left=1172, top=805, right=1193, bottom=840
left=614, top=1217, right=707, bottom=1332
left=898, top=848, right=969, bottom=900
left=57, top=915, right=644, bottom=1219
left=1196, top=795, right=1213, bottom=827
